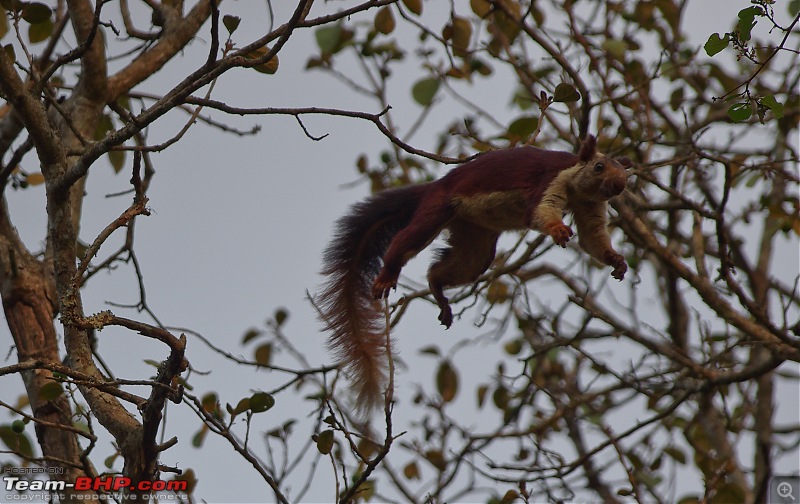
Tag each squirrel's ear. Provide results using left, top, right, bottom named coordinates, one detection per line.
left=616, top=156, right=633, bottom=169
left=578, top=135, right=596, bottom=161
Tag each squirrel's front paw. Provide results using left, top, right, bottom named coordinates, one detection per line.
left=438, top=305, right=453, bottom=328
left=604, top=251, right=627, bottom=280
left=371, top=271, right=397, bottom=299
left=544, top=221, right=573, bottom=248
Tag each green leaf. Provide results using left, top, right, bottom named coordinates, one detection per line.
left=22, top=2, right=51, bottom=23
left=418, top=345, right=440, bottom=357
left=745, top=172, right=761, bottom=188
left=229, top=397, right=250, bottom=416
left=403, top=461, right=421, bottom=480
left=486, top=279, right=510, bottom=303
left=469, top=57, right=492, bottom=76
left=727, top=102, right=752, bottom=122
left=492, top=385, right=509, bottom=410
left=315, top=429, right=334, bottom=454
left=507, top=115, right=538, bottom=139
left=241, top=327, right=263, bottom=344
left=738, top=6, right=763, bottom=17
left=171, top=469, right=198, bottom=495
left=374, top=6, right=395, bottom=35
left=790, top=0, right=800, bottom=17
left=655, top=0, right=680, bottom=32
left=191, top=425, right=207, bottom=447
left=402, top=0, right=422, bottom=15
left=511, top=86, right=534, bottom=110
left=703, top=33, right=729, bottom=57
left=500, top=490, right=520, bottom=503
left=0, top=425, right=34, bottom=457
left=601, top=39, right=627, bottom=60
left=665, top=446, right=687, bottom=464
left=28, top=17, right=52, bottom=44
left=93, top=113, right=113, bottom=140
left=39, top=382, right=64, bottom=401
left=669, top=87, right=684, bottom=111
left=553, top=82, right=580, bottom=103
left=103, top=453, right=118, bottom=469
left=476, top=384, right=488, bottom=408
left=436, top=360, right=459, bottom=403
left=470, top=0, right=491, bottom=18
left=242, top=46, right=278, bottom=74
left=222, top=15, right=240, bottom=35
left=315, top=25, right=342, bottom=54
left=503, top=338, right=523, bottom=355
left=108, top=149, right=125, bottom=174
left=424, top=449, right=446, bottom=471
left=710, top=483, right=747, bottom=503
left=115, top=94, right=131, bottom=112
left=760, top=94, right=784, bottom=119
left=254, top=343, right=272, bottom=366
left=411, top=77, right=440, bottom=106
left=736, top=6, right=762, bottom=42
left=448, top=16, right=472, bottom=55
left=249, top=392, right=274, bottom=413
left=530, top=4, right=545, bottom=26
left=274, top=307, right=289, bottom=326
left=201, top=392, right=219, bottom=413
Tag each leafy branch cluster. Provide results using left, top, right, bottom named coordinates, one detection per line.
left=703, top=0, right=798, bottom=122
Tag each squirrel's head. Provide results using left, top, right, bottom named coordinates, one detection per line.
left=574, top=135, right=632, bottom=201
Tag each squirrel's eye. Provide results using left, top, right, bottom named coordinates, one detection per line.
left=593, top=162, right=604, bottom=172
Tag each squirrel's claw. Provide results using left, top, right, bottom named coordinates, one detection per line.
left=604, top=251, right=627, bottom=281
left=544, top=221, right=573, bottom=248
left=438, top=305, right=453, bottom=328
left=371, top=271, right=397, bottom=299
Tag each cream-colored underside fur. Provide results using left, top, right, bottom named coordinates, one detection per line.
left=530, top=163, right=582, bottom=231
left=453, top=190, right=528, bottom=231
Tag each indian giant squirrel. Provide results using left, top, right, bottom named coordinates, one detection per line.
left=319, top=135, right=632, bottom=414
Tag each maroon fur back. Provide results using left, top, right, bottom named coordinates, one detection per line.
left=437, top=147, right=579, bottom=208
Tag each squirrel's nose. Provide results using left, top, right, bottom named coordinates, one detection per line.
left=608, top=177, right=626, bottom=196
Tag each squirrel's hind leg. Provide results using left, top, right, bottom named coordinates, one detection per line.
left=373, top=199, right=454, bottom=299
left=428, top=220, right=499, bottom=328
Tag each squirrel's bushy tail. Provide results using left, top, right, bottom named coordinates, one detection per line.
left=318, top=184, right=427, bottom=414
